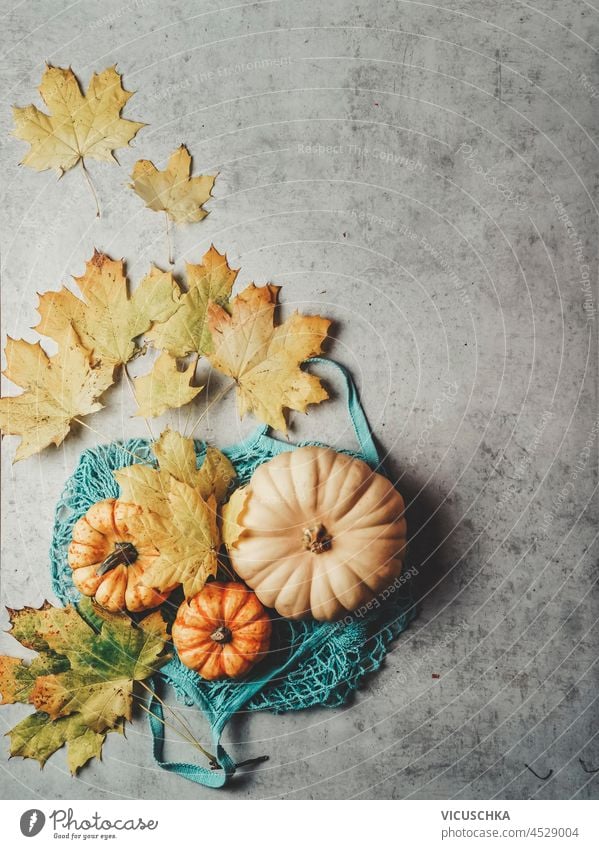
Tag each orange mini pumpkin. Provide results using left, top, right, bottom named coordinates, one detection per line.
left=68, top=498, right=172, bottom=613
left=172, top=581, right=272, bottom=680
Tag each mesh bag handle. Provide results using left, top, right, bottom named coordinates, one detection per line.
left=229, top=357, right=381, bottom=468
left=147, top=358, right=382, bottom=786
left=47, top=360, right=414, bottom=788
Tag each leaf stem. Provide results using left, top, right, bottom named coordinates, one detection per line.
left=73, top=417, right=148, bottom=464
left=123, top=362, right=155, bottom=441
left=136, top=688, right=217, bottom=767
left=80, top=159, right=101, bottom=218
left=139, top=680, right=203, bottom=750
left=186, top=380, right=235, bottom=439
left=181, top=354, right=200, bottom=435
left=136, top=700, right=216, bottom=764
left=165, top=213, right=173, bottom=265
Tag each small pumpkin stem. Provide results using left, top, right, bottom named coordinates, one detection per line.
left=210, top=625, right=233, bottom=644
left=302, top=523, right=332, bottom=554
left=97, top=542, right=138, bottom=576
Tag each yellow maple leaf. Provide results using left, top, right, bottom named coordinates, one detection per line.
left=0, top=326, right=113, bottom=461
left=114, top=429, right=234, bottom=596
left=151, top=427, right=200, bottom=487
left=115, top=465, right=219, bottom=598
left=207, top=284, right=331, bottom=432
left=152, top=427, right=235, bottom=502
left=12, top=65, right=144, bottom=174
left=133, top=352, right=203, bottom=418
left=146, top=245, right=237, bottom=357
left=36, top=250, right=179, bottom=370
left=139, top=480, right=220, bottom=598
left=130, top=145, right=215, bottom=224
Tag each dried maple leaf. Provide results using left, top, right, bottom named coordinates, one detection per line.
left=0, top=599, right=167, bottom=773
left=13, top=65, right=144, bottom=174
left=115, top=466, right=220, bottom=598
left=8, top=711, right=110, bottom=774
left=140, top=480, right=220, bottom=598
left=152, top=428, right=235, bottom=502
left=207, top=284, right=331, bottom=432
left=130, top=145, right=215, bottom=224
left=36, top=250, right=179, bottom=370
left=133, top=352, right=203, bottom=418
left=114, top=429, right=234, bottom=597
left=146, top=245, right=237, bottom=357
left=0, top=325, right=114, bottom=461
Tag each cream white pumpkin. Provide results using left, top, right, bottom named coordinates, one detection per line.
left=223, top=446, right=407, bottom=621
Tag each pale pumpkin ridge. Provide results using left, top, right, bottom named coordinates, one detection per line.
left=256, top=455, right=301, bottom=521
left=309, top=565, right=340, bottom=619
left=314, top=449, right=344, bottom=519
left=336, top=518, right=406, bottom=550
left=341, top=496, right=405, bottom=528
left=241, top=503, right=302, bottom=540
left=309, top=449, right=324, bottom=517
left=286, top=449, right=308, bottom=519
left=341, top=516, right=406, bottom=552
left=328, top=472, right=374, bottom=527
left=343, top=552, right=403, bottom=592
left=240, top=540, right=309, bottom=583
left=322, top=451, right=363, bottom=516
left=333, top=481, right=402, bottom=532
left=348, top=515, right=406, bottom=559
left=270, top=560, right=312, bottom=618
left=320, top=552, right=368, bottom=602
left=347, top=526, right=407, bottom=549
left=287, top=447, right=329, bottom=521
left=233, top=532, right=302, bottom=568
left=251, top=555, right=300, bottom=596
left=330, top=549, right=380, bottom=590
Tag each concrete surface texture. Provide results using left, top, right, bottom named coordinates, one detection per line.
left=0, top=0, right=597, bottom=800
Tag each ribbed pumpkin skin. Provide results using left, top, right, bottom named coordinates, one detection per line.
left=172, top=582, right=272, bottom=680
left=67, top=498, right=172, bottom=612
left=226, top=447, right=407, bottom=621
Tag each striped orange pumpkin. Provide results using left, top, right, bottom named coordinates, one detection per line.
left=68, top=498, right=172, bottom=612
left=172, top=582, right=272, bottom=680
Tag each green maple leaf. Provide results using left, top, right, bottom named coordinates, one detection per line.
left=8, top=711, right=110, bottom=773
left=0, top=599, right=168, bottom=773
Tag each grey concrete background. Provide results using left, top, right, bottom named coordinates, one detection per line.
left=0, top=0, right=597, bottom=801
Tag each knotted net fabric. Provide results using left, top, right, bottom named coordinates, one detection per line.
left=49, top=360, right=417, bottom=787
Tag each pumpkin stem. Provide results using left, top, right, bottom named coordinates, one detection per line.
left=97, top=542, right=138, bottom=576
left=302, top=523, right=332, bottom=554
left=210, top=625, right=233, bottom=644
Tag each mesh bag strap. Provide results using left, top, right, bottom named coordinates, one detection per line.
left=148, top=627, right=333, bottom=785
left=230, top=358, right=381, bottom=468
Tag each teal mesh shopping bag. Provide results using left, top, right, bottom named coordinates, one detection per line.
left=50, top=359, right=417, bottom=788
